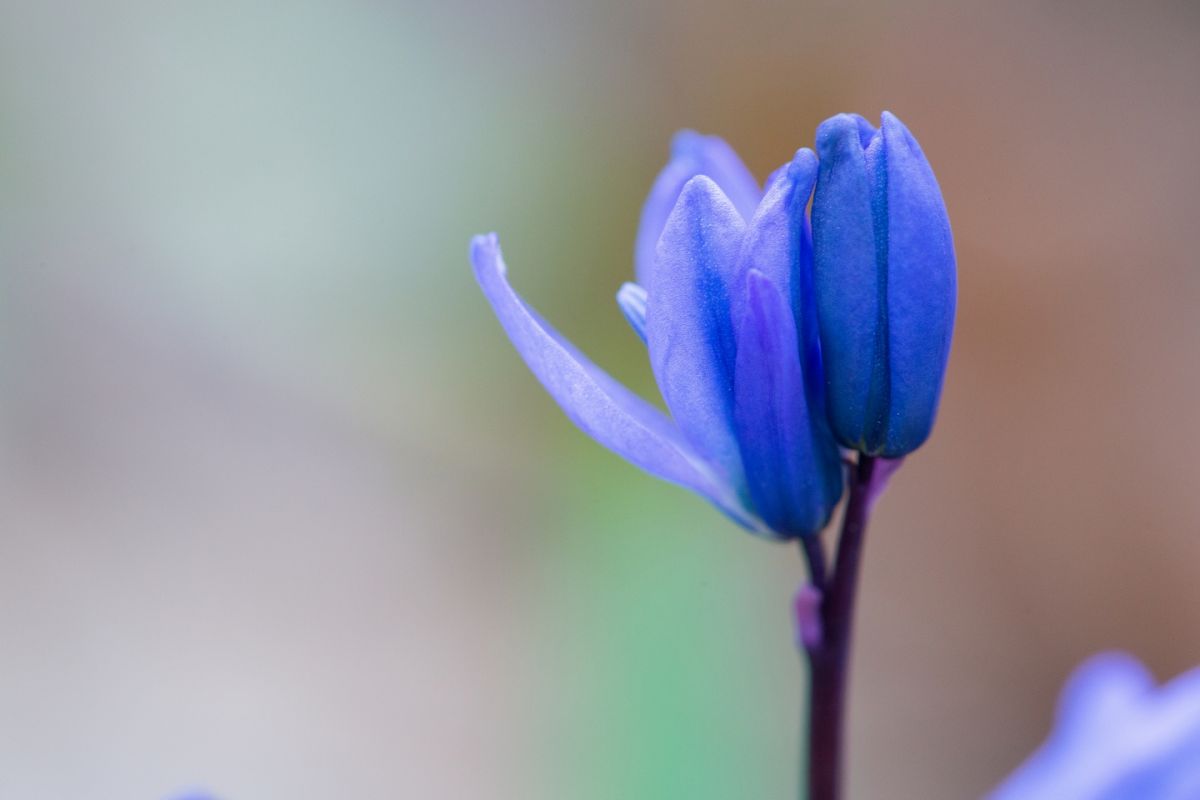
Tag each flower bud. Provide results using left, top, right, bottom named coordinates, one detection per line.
left=811, top=111, right=956, bottom=457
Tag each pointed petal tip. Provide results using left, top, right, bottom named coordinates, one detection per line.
left=637, top=133, right=758, bottom=283
left=665, top=175, right=741, bottom=231
left=675, top=173, right=728, bottom=211
left=880, top=110, right=924, bottom=153
left=680, top=172, right=719, bottom=192
left=879, top=109, right=908, bottom=138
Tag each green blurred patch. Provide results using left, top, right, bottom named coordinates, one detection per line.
left=537, top=441, right=801, bottom=800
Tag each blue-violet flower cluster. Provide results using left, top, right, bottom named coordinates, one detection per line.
left=472, top=111, right=955, bottom=539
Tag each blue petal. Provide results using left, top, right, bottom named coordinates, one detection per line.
left=615, top=281, right=648, bottom=344
left=1054, top=652, right=1153, bottom=745
left=645, top=177, right=747, bottom=492
left=634, top=131, right=760, bottom=285
left=733, top=271, right=843, bottom=537
left=735, top=148, right=818, bottom=334
left=763, top=161, right=789, bottom=193
left=471, top=234, right=757, bottom=525
left=812, top=114, right=883, bottom=452
left=878, top=110, right=956, bottom=455
left=990, top=653, right=1200, bottom=800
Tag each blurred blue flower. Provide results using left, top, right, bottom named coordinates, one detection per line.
left=472, top=135, right=844, bottom=538
left=811, top=111, right=956, bottom=457
left=991, top=653, right=1200, bottom=800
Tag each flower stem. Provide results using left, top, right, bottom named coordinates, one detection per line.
left=804, top=453, right=877, bottom=800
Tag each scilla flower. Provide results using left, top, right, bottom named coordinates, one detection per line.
left=811, top=112, right=956, bottom=457
left=472, top=137, right=844, bottom=538
left=991, top=653, right=1200, bottom=799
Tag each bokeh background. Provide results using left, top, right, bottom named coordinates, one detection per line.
left=1, top=0, right=1199, bottom=797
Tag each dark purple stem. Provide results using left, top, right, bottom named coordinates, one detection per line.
left=805, top=453, right=877, bottom=800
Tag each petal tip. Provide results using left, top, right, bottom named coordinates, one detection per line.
left=880, top=110, right=924, bottom=154
left=787, top=147, right=819, bottom=187
left=879, top=109, right=908, bottom=138
left=680, top=172, right=719, bottom=192
left=815, top=113, right=873, bottom=157
left=1070, top=651, right=1154, bottom=693
left=676, top=174, right=727, bottom=211
left=1057, top=651, right=1154, bottom=722
left=470, top=232, right=504, bottom=277
left=670, top=129, right=705, bottom=158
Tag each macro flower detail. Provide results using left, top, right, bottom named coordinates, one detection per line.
left=633, top=130, right=762, bottom=286
left=472, top=137, right=844, bottom=538
left=991, top=653, right=1200, bottom=800
left=811, top=111, right=956, bottom=457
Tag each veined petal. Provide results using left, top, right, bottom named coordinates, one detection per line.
left=812, top=113, right=884, bottom=451
left=615, top=282, right=648, bottom=344
left=880, top=110, right=956, bottom=455
left=471, top=233, right=756, bottom=526
left=733, top=271, right=842, bottom=538
left=635, top=131, right=760, bottom=285
left=646, top=177, right=747, bottom=492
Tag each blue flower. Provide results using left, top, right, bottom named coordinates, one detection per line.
left=472, top=135, right=844, bottom=538
left=811, top=111, right=956, bottom=457
left=990, top=653, right=1200, bottom=800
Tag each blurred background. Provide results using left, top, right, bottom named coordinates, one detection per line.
left=1, top=0, right=1199, bottom=797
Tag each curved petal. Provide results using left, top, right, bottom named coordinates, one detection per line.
left=471, top=233, right=757, bottom=527
left=634, top=131, right=760, bottom=285
left=812, top=114, right=883, bottom=451
left=733, top=271, right=843, bottom=537
left=735, top=148, right=818, bottom=337
left=880, top=110, right=956, bottom=455
left=646, top=177, right=747, bottom=492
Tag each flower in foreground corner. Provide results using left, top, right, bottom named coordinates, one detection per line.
left=991, top=653, right=1200, bottom=799
left=471, top=135, right=844, bottom=538
left=811, top=112, right=956, bottom=457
